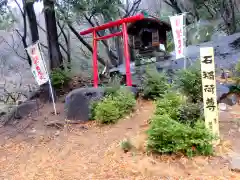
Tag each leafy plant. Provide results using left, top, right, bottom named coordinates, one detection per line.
left=120, top=139, right=133, bottom=153
left=154, top=91, right=185, bottom=120
left=177, top=102, right=203, bottom=126
left=89, top=100, right=99, bottom=120
left=94, top=88, right=136, bottom=124
left=113, top=87, right=136, bottom=114
left=51, top=68, right=70, bottom=89
left=175, top=63, right=203, bottom=103
left=94, top=97, right=121, bottom=124
left=232, top=61, right=240, bottom=86
left=147, top=114, right=214, bottom=157
left=142, top=68, right=170, bottom=100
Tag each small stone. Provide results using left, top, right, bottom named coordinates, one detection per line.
left=4, top=136, right=9, bottom=140
left=30, top=128, right=36, bottom=133
left=233, top=124, right=238, bottom=129
left=219, top=103, right=228, bottom=111
left=230, top=156, right=240, bottom=172
left=54, top=130, right=60, bottom=136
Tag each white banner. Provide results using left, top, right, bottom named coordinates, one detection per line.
left=26, top=42, right=49, bottom=86
left=200, top=47, right=219, bottom=139
left=169, top=14, right=185, bottom=59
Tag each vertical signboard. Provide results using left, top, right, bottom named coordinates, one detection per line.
left=26, top=42, right=49, bottom=86
left=200, top=47, right=219, bottom=138
left=169, top=14, right=185, bottom=59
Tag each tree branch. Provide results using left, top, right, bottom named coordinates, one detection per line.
left=67, top=23, right=108, bottom=67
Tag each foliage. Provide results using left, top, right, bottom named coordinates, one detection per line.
left=142, top=68, right=170, bottom=100
left=94, top=97, right=121, bottom=124
left=89, top=100, right=99, bottom=120
left=104, top=75, right=122, bottom=95
left=147, top=114, right=214, bottom=157
left=175, top=63, right=203, bottom=103
left=154, top=91, right=202, bottom=125
left=113, top=87, right=136, bottom=114
left=94, top=88, right=136, bottom=124
left=154, top=91, right=185, bottom=120
left=50, top=68, right=71, bottom=89
left=147, top=87, right=212, bottom=157
left=177, top=102, right=203, bottom=126
left=232, top=61, right=240, bottom=86
left=120, top=139, right=133, bottom=152
left=228, top=61, right=240, bottom=94
left=0, top=6, right=15, bottom=30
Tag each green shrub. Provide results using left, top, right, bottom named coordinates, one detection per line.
left=120, top=139, right=133, bottom=152
left=104, top=75, right=122, bottom=95
left=51, top=68, right=70, bottom=89
left=175, top=63, right=202, bottom=103
left=113, top=88, right=136, bottom=114
left=177, top=102, right=203, bottom=126
left=232, top=61, right=240, bottom=87
left=147, top=114, right=214, bottom=157
left=89, top=100, right=99, bottom=120
left=94, top=97, right=121, bottom=124
left=94, top=88, right=136, bottom=124
left=154, top=92, right=185, bottom=120
left=142, top=68, right=170, bottom=99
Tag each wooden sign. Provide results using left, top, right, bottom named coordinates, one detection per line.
left=200, top=47, right=220, bottom=139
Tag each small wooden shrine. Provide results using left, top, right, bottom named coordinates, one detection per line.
left=127, top=17, right=171, bottom=57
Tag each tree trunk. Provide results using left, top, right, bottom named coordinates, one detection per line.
left=25, top=1, right=39, bottom=43
left=18, top=0, right=31, bottom=66
left=229, top=0, right=236, bottom=34
left=43, top=0, right=63, bottom=70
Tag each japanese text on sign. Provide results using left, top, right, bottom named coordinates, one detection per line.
left=200, top=47, right=219, bottom=138
left=26, top=42, right=49, bottom=86
left=169, top=14, right=185, bottom=59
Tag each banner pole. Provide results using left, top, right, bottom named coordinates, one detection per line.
left=183, top=12, right=187, bottom=69
left=37, top=41, right=57, bottom=115
left=48, top=78, right=57, bottom=115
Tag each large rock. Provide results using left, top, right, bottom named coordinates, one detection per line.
left=64, top=86, right=138, bottom=121
left=1, top=100, right=39, bottom=125
left=216, top=82, right=230, bottom=101
left=65, top=87, right=105, bottom=121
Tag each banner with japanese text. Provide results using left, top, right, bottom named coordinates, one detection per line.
left=169, top=14, right=185, bottom=59
left=26, top=42, right=49, bottom=86
left=200, top=47, right=219, bottom=138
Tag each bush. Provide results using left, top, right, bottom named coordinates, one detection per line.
left=89, top=100, right=99, bottom=120
left=94, top=97, right=121, bottom=124
left=154, top=92, right=185, bottom=120
left=147, top=114, right=214, bottom=157
left=177, top=102, right=203, bottom=126
left=120, top=139, right=133, bottom=152
left=142, top=68, right=170, bottom=99
left=232, top=61, right=240, bottom=87
left=154, top=91, right=203, bottom=125
left=51, top=68, right=70, bottom=89
left=175, top=63, right=202, bottom=103
left=94, top=88, right=136, bottom=124
left=113, top=88, right=136, bottom=114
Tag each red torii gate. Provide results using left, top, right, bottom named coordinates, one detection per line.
left=80, top=13, right=145, bottom=87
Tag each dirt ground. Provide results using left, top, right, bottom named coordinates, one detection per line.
left=1, top=99, right=240, bottom=179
